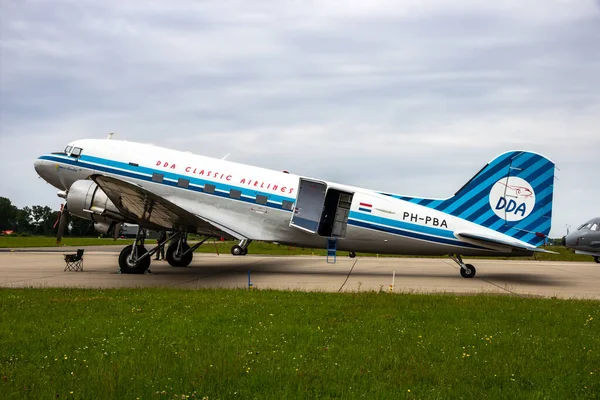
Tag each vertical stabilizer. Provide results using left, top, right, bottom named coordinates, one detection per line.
left=391, top=151, right=555, bottom=246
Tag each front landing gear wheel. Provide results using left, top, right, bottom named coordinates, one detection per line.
left=460, top=264, right=476, bottom=278
left=595, top=256, right=600, bottom=264
left=119, top=245, right=150, bottom=274
left=231, top=245, right=244, bottom=256
left=166, top=242, right=193, bottom=267
left=349, top=251, right=356, bottom=258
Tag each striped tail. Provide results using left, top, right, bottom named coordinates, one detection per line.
left=391, top=151, right=555, bottom=246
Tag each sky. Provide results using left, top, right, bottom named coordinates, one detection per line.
left=1, top=0, right=599, bottom=238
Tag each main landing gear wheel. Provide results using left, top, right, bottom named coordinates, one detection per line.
left=349, top=251, right=356, bottom=258
left=231, top=245, right=245, bottom=256
left=595, top=256, right=600, bottom=264
left=460, top=264, right=476, bottom=279
left=166, top=242, right=193, bottom=267
left=119, top=245, right=150, bottom=274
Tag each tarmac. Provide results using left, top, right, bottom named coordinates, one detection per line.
left=1, top=246, right=599, bottom=299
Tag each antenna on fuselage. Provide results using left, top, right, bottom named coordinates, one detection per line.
left=222, top=153, right=230, bottom=160
left=107, top=132, right=115, bottom=140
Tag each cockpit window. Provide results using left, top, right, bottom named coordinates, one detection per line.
left=64, top=145, right=73, bottom=155
left=71, top=147, right=83, bottom=157
left=591, top=223, right=599, bottom=231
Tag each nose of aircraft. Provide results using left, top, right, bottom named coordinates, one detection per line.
left=564, top=232, right=586, bottom=249
left=34, top=157, right=64, bottom=190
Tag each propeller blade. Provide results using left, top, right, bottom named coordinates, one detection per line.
left=56, top=205, right=70, bottom=244
left=53, top=204, right=64, bottom=229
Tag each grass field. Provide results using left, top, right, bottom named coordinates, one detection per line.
left=0, top=236, right=594, bottom=262
left=0, top=236, right=123, bottom=248
left=0, top=288, right=598, bottom=399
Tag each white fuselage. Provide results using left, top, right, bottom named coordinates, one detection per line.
left=36, top=139, right=530, bottom=256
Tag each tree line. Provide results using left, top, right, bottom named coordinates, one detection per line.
left=0, top=196, right=95, bottom=236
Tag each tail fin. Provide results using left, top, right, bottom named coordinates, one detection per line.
left=392, top=151, right=555, bottom=246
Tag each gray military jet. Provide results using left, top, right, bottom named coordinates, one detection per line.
left=563, top=217, right=600, bottom=263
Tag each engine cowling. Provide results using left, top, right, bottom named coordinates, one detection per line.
left=66, top=180, right=127, bottom=225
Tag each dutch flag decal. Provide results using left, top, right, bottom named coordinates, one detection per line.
left=359, top=202, right=372, bottom=213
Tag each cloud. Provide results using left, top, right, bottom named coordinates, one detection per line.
left=1, top=0, right=599, bottom=237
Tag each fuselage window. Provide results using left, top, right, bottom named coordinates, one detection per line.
left=204, top=184, right=215, bottom=194
left=177, top=178, right=189, bottom=189
left=256, top=195, right=268, bottom=205
left=152, top=173, right=164, bottom=183
left=282, top=200, right=294, bottom=210
left=230, top=189, right=241, bottom=199
left=71, top=147, right=82, bottom=158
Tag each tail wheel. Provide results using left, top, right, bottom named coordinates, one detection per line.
left=460, top=264, right=476, bottom=278
left=119, top=245, right=150, bottom=274
left=166, top=242, right=193, bottom=267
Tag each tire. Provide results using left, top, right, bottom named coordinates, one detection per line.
left=119, top=245, right=150, bottom=274
left=595, top=256, right=600, bottom=264
left=349, top=251, right=356, bottom=258
left=231, top=245, right=244, bottom=256
left=241, top=248, right=248, bottom=256
left=460, top=263, right=476, bottom=279
left=166, top=242, right=193, bottom=267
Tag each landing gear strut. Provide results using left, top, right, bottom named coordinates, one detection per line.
left=118, top=228, right=151, bottom=274
left=449, top=254, right=476, bottom=278
left=166, top=233, right=212, bottom=267
left=231, top=239, right=252, bottom=256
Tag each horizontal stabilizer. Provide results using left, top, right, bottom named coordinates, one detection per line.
left=456, top=231, right=558, bottom=254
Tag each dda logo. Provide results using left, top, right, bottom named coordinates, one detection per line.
left=489, top=177, right=536, bottom=222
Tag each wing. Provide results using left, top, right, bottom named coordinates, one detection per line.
left=91, top=174, right=245, bottom=240
left=455, top=231, right=558, bottom=254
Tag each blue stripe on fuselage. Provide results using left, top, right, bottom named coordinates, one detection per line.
left=349, top=211, right=455, bottom=239
left=347, top=219, right=483, bottom=250
left=40, top=154, right=484, bottom=250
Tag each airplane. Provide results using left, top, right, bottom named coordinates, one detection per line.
left=34, top=138, right=556, bottom=278
left=563, top=217, right=600, bottom=263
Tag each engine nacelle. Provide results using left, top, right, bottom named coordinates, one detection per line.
left=94, top=222, right=117, bottom=235
left=66, top=180, right=126, bottom=225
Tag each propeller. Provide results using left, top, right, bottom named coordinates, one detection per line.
left=55, top=203, right=70, bottom=244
